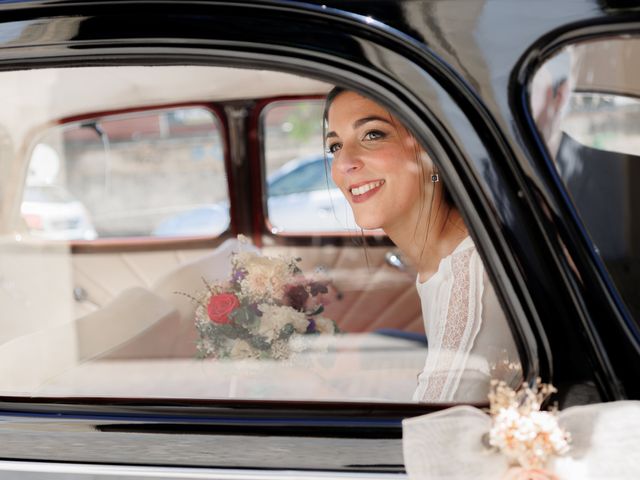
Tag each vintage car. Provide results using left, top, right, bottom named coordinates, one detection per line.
left=0, top=0, right=639, bottom=478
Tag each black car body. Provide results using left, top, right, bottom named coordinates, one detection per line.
left=0, top=0, right=639, bottom=478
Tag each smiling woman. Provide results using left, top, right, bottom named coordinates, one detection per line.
left=324, top=88, right=523, bottom=402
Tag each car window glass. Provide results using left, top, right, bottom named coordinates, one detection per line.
left=23, top=185, right=75, bottom=203
left=22, top=107, right=227, bottom=240
left=0, top=65, right=522, bottom=404
left=269, top=158, right=334, bottom=196
left=263, top=100, right=356, bottom=234
left=530, top=36, right=640, bottom=327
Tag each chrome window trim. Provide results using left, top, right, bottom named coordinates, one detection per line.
left=0, top=460, right=407, bottom=480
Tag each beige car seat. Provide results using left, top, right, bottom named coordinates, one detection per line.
left=76, top=238, right=248, bottom=360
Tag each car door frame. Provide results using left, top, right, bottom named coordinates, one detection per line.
left=0, top=0, right=637, bottom=472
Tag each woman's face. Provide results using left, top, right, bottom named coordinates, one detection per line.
left=326, top=91, right=426, bottom=232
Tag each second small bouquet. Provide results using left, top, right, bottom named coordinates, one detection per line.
left=187, top=242, right=338, bottom=361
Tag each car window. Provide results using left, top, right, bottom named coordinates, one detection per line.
left=269, top=157, right=335, bottom=196
left=23, top=185, right=76, bottom=203
left=262, top=100, right=356, bottom=234
left=22, top=106, right=227, bottom=240
left=0, top=65, right=522, bottom=405
left=530, top=36, right=640, bottom=327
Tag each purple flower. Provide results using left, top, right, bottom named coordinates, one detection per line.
left=232, top=268, right=247, bottom=284
left=306, top=318, right=317, bottom=334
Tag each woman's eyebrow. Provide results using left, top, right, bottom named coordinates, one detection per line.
left=353, top=115, right=392, bottom=129
left=325, top=115, right=392, bottom=140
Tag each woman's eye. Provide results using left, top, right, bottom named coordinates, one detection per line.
left=363, top=130, right=385, bottom=141
left=327, top=142, right=342, bottom=154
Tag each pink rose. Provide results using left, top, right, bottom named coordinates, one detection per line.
left=207, top=293, right=240, bottom=324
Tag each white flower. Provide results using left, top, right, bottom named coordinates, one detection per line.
left=257, top=304, right=307, bottom=342
left=315, top=316, right=336, bottom=334
left=238, top=254, right=292, bottom=301
left=489, top=399, right=570, bottom=470
left=291, top=315, right=310, bottom=333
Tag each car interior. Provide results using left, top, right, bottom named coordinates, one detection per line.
left=0, top=65, right=426, bottom=402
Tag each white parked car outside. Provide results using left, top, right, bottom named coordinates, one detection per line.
left=20, top=184, right=98, bottom=241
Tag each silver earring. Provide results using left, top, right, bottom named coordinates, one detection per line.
left=431, top=173, right=439, bottom=183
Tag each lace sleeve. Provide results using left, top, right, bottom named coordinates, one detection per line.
left=413, top=246, right=485, bottom=402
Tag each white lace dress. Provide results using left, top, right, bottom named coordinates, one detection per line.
left=413, top=237, right=522, bottom=403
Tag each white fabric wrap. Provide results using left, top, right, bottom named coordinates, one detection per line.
left=403, top=401, right=640, bottom=479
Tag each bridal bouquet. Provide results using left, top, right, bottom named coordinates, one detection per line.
left=486, top=380, right=570, bottom=479
left=186, top=241, right=337, bottom=361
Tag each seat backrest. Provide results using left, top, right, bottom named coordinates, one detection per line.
left=75, top=286, right=180, bottom=360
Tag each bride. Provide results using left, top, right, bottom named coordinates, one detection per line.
left=324, top=88, right=522, bottom=402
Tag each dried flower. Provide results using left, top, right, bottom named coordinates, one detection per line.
left=488, top=380, right=570, bottom=470
left=237, top=253, right=291, bottom=302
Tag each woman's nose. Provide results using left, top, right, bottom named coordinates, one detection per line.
left=332, top=143, right=363, bottom=175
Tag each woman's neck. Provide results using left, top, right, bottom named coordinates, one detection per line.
left=385, top=204, right=468, bottom=283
